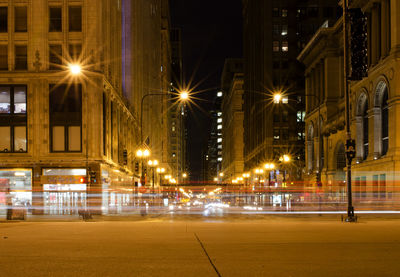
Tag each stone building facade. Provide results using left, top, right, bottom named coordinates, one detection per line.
left=298, top=0, right=399, bottom=200
left=221, top=59, right=244, bottom=182
left=0, top=0, right=171, bottom=215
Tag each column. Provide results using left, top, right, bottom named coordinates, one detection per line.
left=372, top=107, right=382, bottom=158
left=381, top=0, right=389, bottom=57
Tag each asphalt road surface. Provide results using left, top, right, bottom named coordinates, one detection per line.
left=1, top=215, right=400, bottom=276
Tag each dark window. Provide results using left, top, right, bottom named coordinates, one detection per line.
left=273, top=60, right=280, bottom=69
left=15, top=45, right=27, bottom=70
left=273, top=8, right=280, bottom=17
left=362, top=100, right=368, bottom=160
left=0, top=85, right=27, bottom=153
left=282, top=110, right=288, bottom=122
left=273, top=25, right=280, bottom=36
left=103, top=92, right=106, bottom=155
left=0, top=7, right=7, bottom=32
left=49, top=44, right=62, bottom=70
left=323, top=7, right=333, bottom=18
left=281, top=129, right=289, bottom=140
left=273, top=112, right=280, bottom=122
left=0, top=45, right=8, bottom=70
left=49, top=7, right=62, bottom=32
left=69, top=44, right=82, bottom=61
left=49, top=84, right=82, bottom=152
left=381, top=89, right=388, bottom=155
left=14, top=7, right=27, bottom=32
left=69, top=6, right=82, bottom=32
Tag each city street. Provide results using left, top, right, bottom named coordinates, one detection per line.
left=1, top=215, right=400, bottom=276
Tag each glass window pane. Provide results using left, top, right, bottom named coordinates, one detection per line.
left=0, top=126, right=10, bottom=152
left=15, top=7, right=27, bottom=32
left=68, top=126, right=81, bottom=151
left=49, top=45, right=62, bottom=70
left=0, top=86, right=10, bottom=113
left=14, top=86, right=26, bottom=113
left=0, top=45, right=8, bottom=70
left=49, top=7, right=62, bottom=32
left=14, top=126, right=26, bottom=152
left=15, top=45, right=27, bottom=70
left=69, top=6, right=82, bottom=32
left=69, top=44, right=82, bottom=61
left=0, top=7, right=7, bottom=33
left=52, top=126, right=65, bottom=151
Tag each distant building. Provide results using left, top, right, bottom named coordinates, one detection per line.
left=242, top=0, right=340, bottom=181
left=205, top=92, right=223, bottom=182
left=298, top=0, right=398, bottom=199
left=221, top=59, right=244, bottom=182
left=169, top=28, right=188, bottom=183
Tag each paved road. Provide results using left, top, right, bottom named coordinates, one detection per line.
left=1, top=216, right=400, bottom=276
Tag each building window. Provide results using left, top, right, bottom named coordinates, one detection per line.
left=69, top=44, right=82, bottom=62
left=0, top=44, right=8, bottom=70
left=282, top=41, right=289, bottom=52
left=49, top=7, right=62, bottom=32
left=0, top=7, right=7, bottom=33
left=281, top=25, right=288, bottom=36
left=273, top=129, right=280, bottom=140
left=362, top=100, right=368, bottom=160
left=282, top=9, right=288, bottom=17
left=273, top=41, right=280, bottom=52
left=281, top=129, right=289, bottom=140
left=282, top=96, right=289, bottom=104
left=49, top=45, right=62, bottom=70
left=282, top=110, right=288, bottom=122
left=49, top=84, right=82, bottom=152
left=273, top=8, right=280, bottom=17
left=69, top=6, right=82, bottom=32
left=273, top=112, right=279, bottom=122
left=15, top=45, right=27, bottom=70
left=381, top=89, right=388, bottom=155
left=297, top=132, right=305, bottom=140
left=297, top=111, right=305, bottom=122
left=14, top=6, right=27, bottom=32
left=0, top=85, right=27, bottom=153
left=273, top=25, right=280, bottom=36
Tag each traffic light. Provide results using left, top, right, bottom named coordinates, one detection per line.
left=349, top=8, right=368, bottom=81
left=79, top=177, right=87, bottom=184
left=89, top=171, right=97, bottom=184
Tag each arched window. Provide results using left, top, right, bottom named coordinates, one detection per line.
left=381, top=88, right=388, bottom=155
left=362, top=99, right=368, bottom=160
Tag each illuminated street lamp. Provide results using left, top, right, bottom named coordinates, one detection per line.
left=69, top=64, right=81, bottom=75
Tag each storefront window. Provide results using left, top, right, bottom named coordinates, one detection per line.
left=0, top=169, right=32, bottom=210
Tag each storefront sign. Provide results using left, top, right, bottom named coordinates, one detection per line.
left=41, top=175, right=86, bottom=184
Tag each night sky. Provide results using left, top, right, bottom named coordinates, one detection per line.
left=170, top=0, right=243, bottom=181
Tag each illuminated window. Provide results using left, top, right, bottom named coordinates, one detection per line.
left=281, top=25, right=288, bottom=36
left=273, top=129, right=280, bottom=140
left=282, top=41, right=288, bottom=52
left=217, top=157, right=222, bottom=162
left=217, top=124, right=222, bottom=129
left=282, top=96, right=289, bottom=104
left=0, top=85, right=27, bottom=152
left=282, top=9, right=288, bottom=17
left=217, top=91, right=223, bottom=97
left=217, top=138, right=222, bottom=143
left=297, top=111, right=305, bottom=122
left=217, top=112, right=222, bottom=116
left=217, top=118, right=222, bottom=123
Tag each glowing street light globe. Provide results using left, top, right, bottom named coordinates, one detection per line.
left=180, top=91, right=189, bottom=100
left=136, top=149, right=143, bottom=157
left=69, top=64, right=81, bottom=75
left=273, top=93, right=282, bottom=104
left=143, top=149, right=150, bottom=157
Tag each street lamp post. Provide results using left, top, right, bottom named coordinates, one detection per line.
left=343, top=0, right=356, bottom=221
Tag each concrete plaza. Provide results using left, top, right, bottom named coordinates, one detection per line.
left=1, top=215, right=400, bottom=276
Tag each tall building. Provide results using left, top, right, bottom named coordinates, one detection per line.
left=169, top=28, right=187, bottom=183
left=221, top=59, right=244, bottom=182
left=205, top=92, right=223, bottom=182
left=299, top=0, right=399, bottom=199
left=242, top=0, right=340, bottom=181
left=0, top=0, right=171, bottom=215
